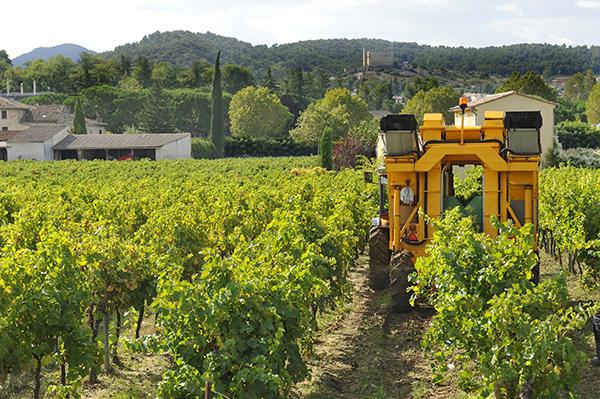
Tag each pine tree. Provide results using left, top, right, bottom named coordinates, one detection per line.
left=320, top=127, right=333, bottom=170
left=210, top=51, right=225, bottom=158
left=139, top=84, right=175, bottom=133
left=119, top=55, right=132, bottom=77
left=72, top=99, right=87, bottom=134
left=134, top=56, right=152, bottom=88
left=262, top=66, right=278, bottom=92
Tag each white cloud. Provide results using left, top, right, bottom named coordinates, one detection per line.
left=575, top=0, right=600, bottom=9
left=496, top=3, right=525, bottom=16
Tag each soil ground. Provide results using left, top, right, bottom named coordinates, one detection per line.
left=2, top=253, right=599, bottom=399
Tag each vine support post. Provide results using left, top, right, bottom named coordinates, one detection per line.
left=103, top=311, right=112, bottom=373
left=33, top=354, right=43, bottom=399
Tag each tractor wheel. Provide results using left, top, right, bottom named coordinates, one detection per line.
left=368, top=226, right=391, bottom=290
left=532, top=262, right=540, bottom=285
left=390, top=251, right=415, bottom=313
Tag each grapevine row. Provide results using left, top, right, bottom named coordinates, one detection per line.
left=0, top=158, right=376, bottom=398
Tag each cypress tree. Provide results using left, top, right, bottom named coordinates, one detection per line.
left=72, top=99, right=87, bottom=134
left=210, top=50, right=225, bottom=158
left=320, top=127, right=333, bottom=170
left=139, top=84, right=175, bottom=133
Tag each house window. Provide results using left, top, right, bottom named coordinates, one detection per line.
left=1, top=111, right=6, bottom=119
left=99, top=129, right=102, bottom=134
left=1, top=127, right=7, bottom=131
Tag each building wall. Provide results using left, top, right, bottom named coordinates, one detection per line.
left=0, top=109, right=29, bottom=131
left=453, top=94, right=555, bottom=154
left=453, top=111, right=477, bottom=127
left=87, top=125, right=104, bottom=134
left=367, top=51, right=394, bottom=67
left=43, top=128, right=70, bottom=160
left=155, top=135, right=192, bottom=160
left=7, top=142, right=45, bottom=160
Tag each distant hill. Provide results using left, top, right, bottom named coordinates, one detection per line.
left=105, top=30, right=600, bottom=77
left=13, top=44, right=96, bottom=67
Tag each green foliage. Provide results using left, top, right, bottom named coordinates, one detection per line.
left=543, top=140, right=600, bottom=169
left=453, top=166, right=483, bottom=202
left=229, top=86, right=292, bottom=139
left=554, top=121, right=600, bottom=149
left=405, top=76, right=439, bottom=98
left=210, top=51, right=225, bottom=157
left=20, top=93, right=69, bottom=106
left=320, top=127, right=333, bottom=170
left=72, top=99, right=87, bottom=134
left=222, top=64, right=255, bottom=94
left=402, top=86, right=458, bottom=124
left=0, top=49, right=10, bottom=76
left=191, top=138, right=218, bottom=159
left=540, top=168, right=600, bottom=285
left=412, top=209, right=597, bottom=398
left=105, top=31, right=600, bottom=76
left=262, top=66, right=278, bottom=92
left=564, top=69, right=595, bottom=101
left=348, top=118, right=380, bottom=151
left=150, top=61, right=176, bottom=88
left=358, top=78, right=392, bottom=110
left=290, top=88, right=372, bottom=146
left=586, top=82, right=600, bottom=126
left=0, top=157, right=375, bottom=398
left=555, top=97, right=587, bottom=123
left=283, top=67, right=305, bottom=98
left=222, top=136, right=316, bottom=157
left=139, top=85, right=175, bottom=133
left=133, top=56, right=152, bottom=87
left=166, top=88, right=211, bottom=136
left=496, top=71, right=557, bottom=101
left=79, top=85, right=146, bottom=133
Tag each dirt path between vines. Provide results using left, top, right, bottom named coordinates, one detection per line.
left=293, top=256, right=457, bottom=399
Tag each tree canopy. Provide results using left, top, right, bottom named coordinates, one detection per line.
left=290, top=88, right=372, bottom=146
left=229, top=86, right=292, bottom=139
left=586, top=83, right=600, bottom=126
left=496, top=71, right=557, bottom=101
left=402, top=86, right=459, bottom=124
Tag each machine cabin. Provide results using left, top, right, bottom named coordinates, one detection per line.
left=379, top=110, right=542, bottom=259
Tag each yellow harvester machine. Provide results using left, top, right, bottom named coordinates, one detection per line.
left=369, top=98, right=543, bottom=311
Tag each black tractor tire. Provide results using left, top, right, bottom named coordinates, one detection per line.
left=368, top=226, right=391, bottom=290
left=390, top=250, right=415, bottom=313
left=532, top=262, right=540, bottom=285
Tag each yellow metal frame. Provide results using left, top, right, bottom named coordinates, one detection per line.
left=385, top=111, right=539, bottom=259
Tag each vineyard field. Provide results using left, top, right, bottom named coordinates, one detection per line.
left=0, top=157, right=377, bottom=398
left=1, top=160, right=599, bottom=399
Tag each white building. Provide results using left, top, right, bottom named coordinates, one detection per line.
left=0, top=97, right=192, bottom=161
left=52, top=133, right=192, bottom=161
left=0, top=125, right=70, bottom=161
left=449, top=91, right=556, bottom=154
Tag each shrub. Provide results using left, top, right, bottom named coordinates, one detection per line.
left=543, top=139, right=600, bottom=169
left=191, top=139, right=218, bottom=159
left=333, top=136, right=369, bottom=170
left=224, top=137, right=316, bottom=158
left=555, top=121, right=600, bottom=149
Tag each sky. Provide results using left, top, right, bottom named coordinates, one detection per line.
left=2, top=0, right=600, bottom=59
